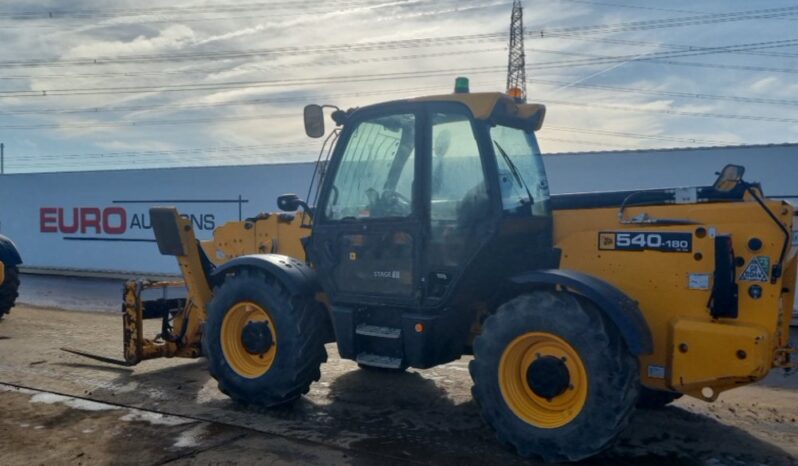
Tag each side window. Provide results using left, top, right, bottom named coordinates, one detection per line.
left=325, top=113, right=415, bottom=220
left=427, top=112, right=489, bottom=275
left=490, top=125, right=549, bottom=216
left=430, top=113, right=487, bottom=223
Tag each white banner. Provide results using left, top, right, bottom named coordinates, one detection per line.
left=0, top=162, right=315, bottom=275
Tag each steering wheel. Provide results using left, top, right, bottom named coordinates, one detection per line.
left=365, top=188, right=411, bottom=217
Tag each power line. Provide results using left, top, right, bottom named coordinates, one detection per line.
left=0, top=112, right=298, bottom=130
left=0, top=33, right=506, bottom=68
left=547, top=34, right=798, bottom=59
left=10, top=142, right=317, bottom=163
left=0, top=47, right=505, bottom=81
left=0, top=84, right=461, bottom=115
left=522, top=39, right=798, bottom=74
left=544, top=99, right=798, bottom=124
left=2, top=33, right=796, bottom=83
left=527, top=78, right=798, bottom=107
left=545, top=126, right=739, bottom=146
left=531, top=5, right=798, bottom=35
left=0, top=0, right=509, bottom=31
left=0, top=1, right=407, bottom=19
left=554, top=0, right=702, bottom=15
left=0, top=66, right=507, bottom=97
left=6, top=4, right=798, bottom=69
left=3, top=77, right=798, bottom=131
left=5, top=36, right=798, bottom=99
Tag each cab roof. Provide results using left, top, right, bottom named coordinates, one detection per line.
left=411, top=92, right=545, bottom=124
left=338, top=91, right=546, bottom=132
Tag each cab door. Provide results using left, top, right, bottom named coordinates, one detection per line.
left=421, top=105, right=498, bottom=303
left=310, top=106, right=424, bottom=306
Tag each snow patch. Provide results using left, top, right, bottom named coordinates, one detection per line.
left=30, top=393, right=117, bottom=412
left=173, top=423, right=208, bottom=449
left=119, top=411, right=192, bottom=426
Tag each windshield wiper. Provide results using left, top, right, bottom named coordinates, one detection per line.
left=493, top=140, right=534, bottom=205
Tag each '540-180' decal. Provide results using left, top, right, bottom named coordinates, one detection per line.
left=598, top=231, right=692, bottom=253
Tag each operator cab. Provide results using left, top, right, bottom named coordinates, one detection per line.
left=306, top=84, right=554, bottom=311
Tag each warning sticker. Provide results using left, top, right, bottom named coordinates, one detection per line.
left=739, top=256, right=770, bottom=282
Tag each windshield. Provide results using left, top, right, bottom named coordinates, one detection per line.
left=490, top=125, right=549, bottom=216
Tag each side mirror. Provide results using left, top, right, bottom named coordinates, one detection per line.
left=277, top=193, right=306, bottom=212
left=713, top=164, right=745, bottom=192
left=304, top=104, right=325, bottom=138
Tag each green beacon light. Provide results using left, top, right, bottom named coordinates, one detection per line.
left=454, top=76, right=470, bottom=94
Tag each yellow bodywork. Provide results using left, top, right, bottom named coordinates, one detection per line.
left=413, top=92, right=545, bottom=128
left=554, top=197, right=796, bottom=400
left=123, top=210, right=212, bottom=363
left=200, top=211, right=310, bottom=265
left=121, top=210, right=310, bottom=365
left=133, top=196, right=795, bottom=402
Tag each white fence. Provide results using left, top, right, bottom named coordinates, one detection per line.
left=0, top=143, right=795, bottom=276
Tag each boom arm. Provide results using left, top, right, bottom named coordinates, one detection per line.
left=122, top=208, right=213, bottom=364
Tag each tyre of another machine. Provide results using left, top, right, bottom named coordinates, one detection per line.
left=0, top=265, right=20, bottom=320
left=202, top=268, right=328, bottom=407
left=469, top=290, right=640, bottom=463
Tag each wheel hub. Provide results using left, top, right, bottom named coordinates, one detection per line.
left=526, top=355, right=571, bottom=400
left=241, top=320, right=273, bottom=355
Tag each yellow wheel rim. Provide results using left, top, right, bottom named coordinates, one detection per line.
left=499, top=332, right=588, bottom=429
left=221, top=302, right=277, bottom=378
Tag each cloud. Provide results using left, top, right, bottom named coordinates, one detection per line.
left=1, top=0, right=797, bottom=171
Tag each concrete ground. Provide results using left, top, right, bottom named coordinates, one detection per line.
left=0, top=304, right=796, bottom=466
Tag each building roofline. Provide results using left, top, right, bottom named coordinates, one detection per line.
left=2, top=142, right=796, bottom=177
left=544, top=141, right=798, bottom=157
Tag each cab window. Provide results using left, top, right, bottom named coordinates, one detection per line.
left=490, top=125, right=550, bottom=216
left=325, top=113, right=415, bottom=221
left=427, top=111, right=490, bottom=274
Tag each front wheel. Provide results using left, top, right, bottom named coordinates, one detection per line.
left=0, top=265, right=20, bottom=320
left=202, top=269, right=328, bottom=407
left=469, top=291, right=639, bottom=463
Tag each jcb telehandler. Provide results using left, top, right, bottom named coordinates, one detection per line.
left=0, top=234, right=21, bottom=321
left=68, top=79, right=797, bottom=462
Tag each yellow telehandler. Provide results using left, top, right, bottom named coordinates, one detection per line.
left=67, top=79, right=797, bottom=462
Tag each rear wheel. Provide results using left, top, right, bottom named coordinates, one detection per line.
left=0, top=266, right=20, bottom=320
left=469, top=291, right=639, bottom=463
left=637, top=387, right=682, bottom=409
left=203, top=269, right=328, bottom=407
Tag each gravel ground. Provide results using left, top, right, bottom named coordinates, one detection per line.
left=0, top=304, right=796, bottom=466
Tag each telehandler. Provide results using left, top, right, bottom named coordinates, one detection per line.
left=67, top=79, right=797, bottom=462
left=0, top=234, right=21, bottom=321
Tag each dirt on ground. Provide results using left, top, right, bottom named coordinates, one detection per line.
left=0, top=305, right=797, bottom=466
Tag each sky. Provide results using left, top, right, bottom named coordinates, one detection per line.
left=1, top=0, right=797, bottom=173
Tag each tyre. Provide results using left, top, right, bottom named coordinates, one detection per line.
left=202, top=268, right=328, bottom=407
left=637, top=387, right=682, bottom=409
left=0, top=265, right=20, bottom=320
left=469, top=291, right=640, bottom=463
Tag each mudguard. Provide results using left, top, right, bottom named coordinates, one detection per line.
left=210, top=254, right=319, bottom=296
left=509, top=269, right=653, bottom=355
left=0, top=235, right=22, bottom=266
